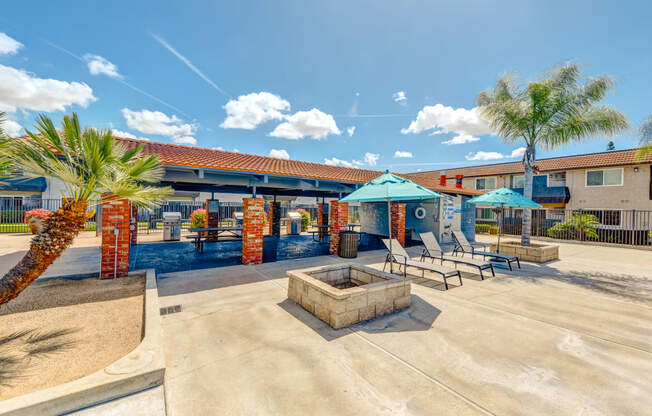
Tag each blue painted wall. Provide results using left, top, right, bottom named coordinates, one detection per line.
left=359, top=200, right=440, bottom=240
left=461, top=195, right=476, bottom=242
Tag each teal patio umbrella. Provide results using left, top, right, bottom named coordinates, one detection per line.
left=341, top=170, right=442, bottom=273
left=468, top=187, right=541, bottom=253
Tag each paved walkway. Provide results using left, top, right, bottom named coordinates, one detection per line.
left=156, top=243, right=652, bottom=415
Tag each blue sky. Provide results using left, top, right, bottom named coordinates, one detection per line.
left=1, top=0, right=650, bottom=172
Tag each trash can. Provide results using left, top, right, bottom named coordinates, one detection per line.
left=286, top=212, right=302, bottom=235
left=338, top=231, right=359, bottom=258
left=163, top=212, right=181, bottom=241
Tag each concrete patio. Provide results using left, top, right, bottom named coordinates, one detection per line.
left=155, top=240, right=652, bottom=416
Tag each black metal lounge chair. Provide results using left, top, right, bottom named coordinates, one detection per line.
left=418, top=232, right=495, bottom=280
left=451, top=230, right=520, bottom=271
left=382, top=239, right=462, bottom=290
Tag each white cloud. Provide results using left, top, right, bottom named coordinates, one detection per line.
left=0, top=33, right=23, bottom=55
left=364, top=152, right=379, bottom=166
left=442, top=134, right=481, bottom=145
left=269, top=108, right=340, bottom=140
left=84, top=54, right=122, bottom=78
left=111, top=129, right=136, bottom=139
left=211, top=146, right=224, bottom=150
left=347, top=126, right=356, bottom=137
left=269, top=149, right=290, bottom=159
left=428, top=130, right=444, bottom=136
left=392, top=91, right=407, bottom=106
left=0, top=64, right=96, bottom=112
left=122, top=108, right=196, bottom=138
left=401, top=104, right=493, bottom=140
left=394, top=150, right=413, bottom=158
left=221, top=92, right=290, bottom=130
left=510, top=147, right=526, bottom=158
left=233, top=148, right=240, bottom=153
left=3, top=119, right=23, bottom=137
left=172, top=136, right=197, bottom=145
left=465, top=147, right=527, bottom=161
left=324, top=157, right=354, bottom=168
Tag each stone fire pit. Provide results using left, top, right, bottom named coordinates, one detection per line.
left=490, top=240, right=559, bottom=262
left=287, top=263, right=411, bottom=329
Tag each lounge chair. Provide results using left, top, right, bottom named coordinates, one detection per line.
left=382, top=239, right=462, bottom=290
left=419, top=232, right=495, bottom=280
left=451, top=230, right=520, bottom=271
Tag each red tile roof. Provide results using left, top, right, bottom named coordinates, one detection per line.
left=115, top=137, right=481, bottom=195
left=408, top=148, right=652, bottom=180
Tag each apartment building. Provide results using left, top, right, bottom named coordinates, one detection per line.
left=408, top=148, right=652, bottom=234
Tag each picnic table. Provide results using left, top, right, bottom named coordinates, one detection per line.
left=308, top=224, right=330, bottom=243
left=186, top=226, right=243, bottom=253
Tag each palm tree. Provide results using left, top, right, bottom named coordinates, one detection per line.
left=477, top=63, right=628, bottom=246
left=0, top=113, right=171, bottom=305
left=637, top=114, right=652, bottom=159
left=0, top=113, right=12, bottom=178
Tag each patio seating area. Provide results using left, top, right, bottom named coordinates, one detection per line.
left=155, top=240, right=652, bottom=415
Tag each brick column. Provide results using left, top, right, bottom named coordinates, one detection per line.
left=268, top=203, right=273, bottom=235
left=101, top=194, right=131, bottom=279
left=329, top=201, right=348, bottom=254
left=129, top=203, right=138, bottom=245
left=242, top=198, right=265, bottom=264
left=390, top=203, right=406, bottom=247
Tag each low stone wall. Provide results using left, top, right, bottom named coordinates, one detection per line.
left=288, top=264, right=411, bottom=329
left=491, top=241, right=559, bottom=262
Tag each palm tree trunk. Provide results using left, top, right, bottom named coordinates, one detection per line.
left=521, top=145, right=536, bottom=247
left=0, top=199, right=88, bottom=306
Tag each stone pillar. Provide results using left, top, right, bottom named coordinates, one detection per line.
left=391, top=203, right=406, bottom=247
left=329, top=201, right=349, bottom=255
left=101, top=194, right=131, bottom=279
left=129, top=203, right=138, bottom=246
left=242, top=198, right=265, bottom=265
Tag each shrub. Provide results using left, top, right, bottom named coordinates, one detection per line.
left=24, top=208, right=51, bottom=224
left=547, top=213, right=599, bottom=240
left=293, top=209, right=311, bottom=232
left=475, top=224, right=492, bottom=234
left=189, top=209, right=206, bottom=229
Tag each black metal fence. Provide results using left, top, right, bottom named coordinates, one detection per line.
left=0, top=198, right=97, bottom=233
left=477, top=208, right=652, bottom=246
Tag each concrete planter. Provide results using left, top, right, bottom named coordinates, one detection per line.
left=287, top=263, right=411, bottom=329
left=490, top=241, right=559, bottom=263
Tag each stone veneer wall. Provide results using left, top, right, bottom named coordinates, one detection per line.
left=287, top=264, right=411, bottom=329
left=242, top=198, right=265, bottom=264
left=329, top=200, right=348, bottom=255
left=390, top=203, right=406, bottom=247
left=100, top=194, right=131, bottom=279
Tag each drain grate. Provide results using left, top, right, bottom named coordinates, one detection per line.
left=160, top=305, right=182, bottom=315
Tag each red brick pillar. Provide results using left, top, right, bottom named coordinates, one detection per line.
left=242, top=198, right=264, bottom=265
left=268, top=203, right=274, bottom=235
left=329, top=201, right=348, bottom=254
left=391, top=203, right=406, bottom=247
left=129, top=203, right=138, bottom=246
left=101, top=194, right=131, bottom=279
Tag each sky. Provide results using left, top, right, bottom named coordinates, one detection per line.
left=1, top=0, right=651, bottom=173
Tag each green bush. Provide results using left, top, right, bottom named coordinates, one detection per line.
left=475, top=224, right=491, bottom=234
left=293, top=209, right=311, bottom=232
left=547, top=213, right=599, bottom=240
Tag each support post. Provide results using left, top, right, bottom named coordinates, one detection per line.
left=100, top=194, right=131, bottom=279
left=242, top=198, right=265, bottom=264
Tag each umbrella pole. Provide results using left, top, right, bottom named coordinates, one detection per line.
left=387, top=198, right=393, bottom=274
left=497, top=204, right=503, bottom=254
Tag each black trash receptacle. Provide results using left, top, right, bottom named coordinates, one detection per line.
left=338, top=231, right=359, bottom=258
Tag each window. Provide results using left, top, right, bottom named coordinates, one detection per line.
left=549, top=172, right=566, bottom=187
left=511, top=174, right=551, bottom=188
left=512, top=175, right=524, bottom=188
left=476, top=208, right=495, bottom=219
left=586, top=168, right=623, bottom=187
left=475, top=177, right=496, bottom=190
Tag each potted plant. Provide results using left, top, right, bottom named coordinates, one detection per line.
left=23, top=208, right=51, bottom=234
left=189, top=209, right=207, bottom=229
